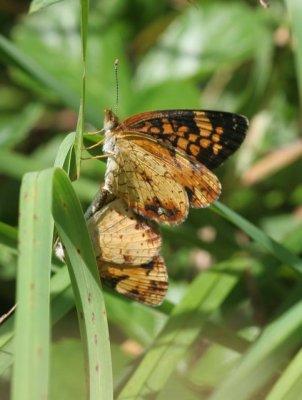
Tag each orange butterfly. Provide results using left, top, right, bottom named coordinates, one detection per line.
left=97, top=108, right=248, bottom=224
left=54, top=189, right=168, bottom=305
left=85, top=189, right=168, bottom=305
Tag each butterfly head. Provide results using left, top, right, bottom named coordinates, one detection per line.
left=103, top=108, right=121, bottom=133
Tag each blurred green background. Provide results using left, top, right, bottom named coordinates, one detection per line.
left=1, top=0, right=302, bottom=399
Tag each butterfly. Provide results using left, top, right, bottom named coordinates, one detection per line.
left=99, top=108, right=249, bottom=225
left=85, top=188, right=168, bottom=306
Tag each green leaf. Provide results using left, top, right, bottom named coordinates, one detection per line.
left=0, top=266, right=74, bottom=376
left=54, top=131, right=76, bottom=179
left=266, top=347, right=302, bottom=400
left=213, top=201, right=302, bottom=273
left=0, top=222, right=17, bottom=249
left=286, top=0, right=302, bottom=105
left=73, top=0, right=90, bottom=178
left=52, top=168, right=113, bottom=399
left=12, top=169, right=54, bottom=400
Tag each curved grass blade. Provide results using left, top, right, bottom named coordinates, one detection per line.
left=54, top=131, right=76, bottom=178
left=117, top=260, right=247, bottom=399
left=11, top=169, right=54, bottom=400
left=52, top=168, right=113, bottom=400
left=266, top=347, right=302, bottom=400
left=213, top=201, right=302, bottom=273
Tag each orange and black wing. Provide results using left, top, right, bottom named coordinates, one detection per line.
left=98, top=255, right=168, bottom=306
left=123, top=109, right=248, bottom=170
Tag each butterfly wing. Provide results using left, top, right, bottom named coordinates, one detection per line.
left=87, top=191, right=168, bottom=305
left=104, top=134, right=220, bottom=223
left=104, top=138, right=189, bottom=224
left=126, top=134, right=222, bottom=209
left=87, top=196, right=161, bottom=265
left=98, top=255, right=168, bottom=306
left=123, top=109, right=248, bottom=170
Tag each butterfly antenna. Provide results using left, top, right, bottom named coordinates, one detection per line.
left=114, top=59, right=119, bottom=114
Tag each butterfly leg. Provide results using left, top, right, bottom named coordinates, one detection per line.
left=83, top=136, right=105, bottom=150
left=81, top=153, right=114, bottom=161
left=85, top=127, right=104, bottom=136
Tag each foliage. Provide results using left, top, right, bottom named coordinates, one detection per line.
left=0, top=0, right=302, bottom=399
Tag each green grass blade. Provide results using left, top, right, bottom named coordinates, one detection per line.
left=0, top=222, right=17, bottom=249
left=0, top=340, right=14, bottom=376
left=54, top=131, right=77, bottom=179
left=213, top=201, right=302, bottom=273
left=209, top=300, right=302, bottom=400
left=266, top=347, right=302, bottom=400
left=0, top=35, right=79, bottom=110
left=286, top=0, right=302, bottom=105
left=73, top=0, right=89, bottom=178
left=52, top=168, right=113, bottom=400
left=29, top=0, right=63, bottom=14
left=0, top=266, right=74, bottom=375
left=11, top=169, right=54, bottom=400
left=117, top=260, right=246, bottom=399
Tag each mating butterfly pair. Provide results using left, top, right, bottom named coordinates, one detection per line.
left=83, top=108, right=248, bottom=305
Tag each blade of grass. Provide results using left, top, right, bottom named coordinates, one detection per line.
left=213, top=201, right=302, bottom=273
left=0, top=34, right=100, bottom=125
left=52, top=168, right=113, bottom=400
left=117, top=260, right=247, bottom=399
left=0, top=266, right=74, bottom=376
left=0, top=339, right=14, bottom=376
left=266, top=347, right=302, bottom=400
left=0, top=35, right=79, bottom=111
left=11, top=169, right=54, bottom=400
left=54, top=131, right=77, bottom=179
left=0, top=222, right=17, bottom=249
left=286, top=0, right=302, bottom=105
left=29, top=0, right=63, bottom=13
left=209, top=299, right=302, bottom=400
left=0, top=146, right=99, bottom=202
left=73, top=0, right=89, bottom=178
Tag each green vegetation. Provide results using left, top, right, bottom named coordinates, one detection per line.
left=1, top=0, right=302, bottom=399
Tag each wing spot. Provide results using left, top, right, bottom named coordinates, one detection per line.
left=216, top=126, right=224, bottom=135
left=150, top=127, right=161, bottom=133
left=213, top=143, right=223, bottom=155
left=200, top=138, right=211, bottom=149
left=177, top=137, right=189, bottom=151
left=189, top=143, right=201, bottom=156
left=212, top=134, right=220, bottom=143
